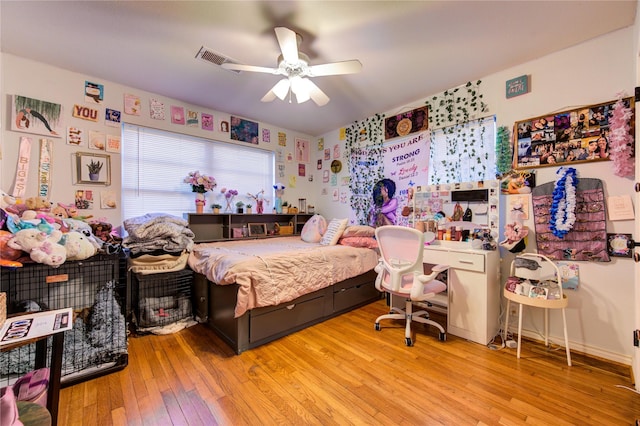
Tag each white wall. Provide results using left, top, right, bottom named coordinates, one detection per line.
left=317, top=27, right=636, bottom=364
left=0, top=53, right=316, bottom=227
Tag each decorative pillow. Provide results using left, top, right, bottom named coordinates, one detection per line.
left=342, top=225, right=376, bottom=238
left=338, top=236, right=378, bottom=249
left=301, top=214, right=327, bottom=243
left=320, top=218, right=348, bottom=246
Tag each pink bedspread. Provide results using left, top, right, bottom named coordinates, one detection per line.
left=187, top=237, right=379, bottom=317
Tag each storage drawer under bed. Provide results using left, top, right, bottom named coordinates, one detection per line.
left=250, top=291, right=330, bottom=342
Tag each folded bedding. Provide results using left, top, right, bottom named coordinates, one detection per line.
left=187, top=236, right=379, bottom=317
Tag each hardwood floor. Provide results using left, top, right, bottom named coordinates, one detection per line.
left=58, top=300, right=640, bottom=425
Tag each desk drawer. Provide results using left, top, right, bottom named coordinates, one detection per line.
left=424, top=250, right=485, bottom=273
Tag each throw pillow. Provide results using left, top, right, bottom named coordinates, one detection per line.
left=342, top=225, right=376, bottom=238
left=301, top=214, right=328, bottom=243
left=320, top=218, right=348, bottom=246
left=338, top=236, right=378, bottom=249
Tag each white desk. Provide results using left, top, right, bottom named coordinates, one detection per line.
left=421, top=242, right=500, bottom=345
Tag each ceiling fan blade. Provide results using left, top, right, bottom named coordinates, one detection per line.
left=274, top=27, right=299, bottom=63
left=261, top=78, right=290, bottom=102
left=308, top=60, right=363, bottom=77
left=303, top=79, right=330, bottom=106
left=221, top=63, right=279, bottom=74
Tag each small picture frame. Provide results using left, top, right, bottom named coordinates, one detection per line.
left=607, top=233, right=633, bottom=258
left=75, top=152, right=111, bottom=185
left=248, top=223, right=267, bottom=237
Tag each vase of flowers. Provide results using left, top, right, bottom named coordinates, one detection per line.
left=184, top=171, right=216, bottom=213
left=221, top=188, right=238, bottom=213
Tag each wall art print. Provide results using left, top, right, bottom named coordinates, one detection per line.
left=514, top=98, right=634, bottom=169
left=384, top=105, right=428, bottom=140
left=230, top=116, right=258, bottom=144
left=201, top=113, right=214, bottom=131
left=11, top=95, right=63, bottom=138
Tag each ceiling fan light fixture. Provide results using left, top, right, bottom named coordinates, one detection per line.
left=272, top=78, right=291, bottom=100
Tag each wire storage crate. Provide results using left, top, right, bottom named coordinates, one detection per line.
left=131, top=269, right=194, bottom=331
left=0, top=254, right=128, bottom=388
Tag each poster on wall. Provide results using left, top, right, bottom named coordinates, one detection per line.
left=514, top=97, right=635, bottom=169
left=351, top=131, right=430, bottom=227
left=384, top=106, right=428, bottom=140
left=230, top=116, right=259, bottom=144
left=84, top=81, right=104, bottom=104
left=11, top=95, right=63, bottom=138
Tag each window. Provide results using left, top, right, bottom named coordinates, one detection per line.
left=122, top=124, right=274, bottom=220
left=428, top=115, right=496, bottom=184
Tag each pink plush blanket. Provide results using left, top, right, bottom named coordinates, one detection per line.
left=187, top=237, right=379, bottom=317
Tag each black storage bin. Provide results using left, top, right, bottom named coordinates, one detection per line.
left=131, top=269, right=194, bottom=330
left=0, top=254, right=128, bottom=388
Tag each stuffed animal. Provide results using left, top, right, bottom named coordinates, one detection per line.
left=0, top=190, right=16, bottom=209
left=0, top=230, right=22, bottom=261
left=25, top=196, right=52, bottom=212
left=7, top=228, right=67, bottom=267
left=51, top=204, right=68, bottom=219
left=60, top=231, right=97, bottom=261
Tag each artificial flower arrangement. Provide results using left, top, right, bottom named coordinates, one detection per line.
left=184, top=171, right=217, bottom=193
left=221, top=188, right=239, bottom=212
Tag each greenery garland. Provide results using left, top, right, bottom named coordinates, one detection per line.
left=495, top=125, right=513, bottom=176
left=344, top=114, right=385, bottom=224
left=425, top=81, right=490, bottom=183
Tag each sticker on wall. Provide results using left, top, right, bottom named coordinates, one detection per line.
left=101, top=190, right=117, bottom=209
left=106, top=135, right=121, bottom=154
left=67, top=127, right=84, bottom=146
left=201, top=113, right=214, bottom=131
left=324, top=148, right=330, bottom=161
left=149, top=98, right=165, bottom=120
left=262, top=128, right=271, bottom=143
left=220, top=120, right=229, bottom=132
left=278, top=131, right=287, bottom=146
left=84, top=81, right=104, bottom=104
left=317, top=137, right=324, bottom=150
left=123, top=94, right=141, bottom=116
left=323, top=170, right=329, bottom=183
left=317, top=159, right=322, bottom=170
left=340, top=190, right=348, bottom=204
left=298, top=163, right=306, bottom=177
left=186, top=110, right=199, bottom=127
left=333, top=144, right=340, bottom=159
left=288, top=175, right=297, bottom=188
left=105, top=108, right=121, bottom=127
left=11, top=95, right=63, bottom=138
left=75, top=189, right=94, bottom=210
left=295, top=138, right=309, bottom=162
left=332, top=188, right=339, bottom=201
left=171, top=106, right=185, bottom=125
left=89, top=131, right=105, bottom=151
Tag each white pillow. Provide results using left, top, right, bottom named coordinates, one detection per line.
left=320, top=218, right=348, bottom=246
left=301, top=214, right=327, bottom=243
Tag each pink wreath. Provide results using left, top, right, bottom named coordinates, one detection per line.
left=609, top=95, right=634, bottom=178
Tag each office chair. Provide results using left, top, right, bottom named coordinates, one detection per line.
left=503, top=253, right=571, bottom=366
left=373, top=225, right=449, bottom=346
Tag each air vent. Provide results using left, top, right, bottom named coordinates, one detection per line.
left=195, top=46, right=241, bottom=73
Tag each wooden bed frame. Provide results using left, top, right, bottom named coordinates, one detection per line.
left=193, top=269, right=380, bottom=354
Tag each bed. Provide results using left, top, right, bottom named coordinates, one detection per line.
left=187, top=236, right=380, bottom=353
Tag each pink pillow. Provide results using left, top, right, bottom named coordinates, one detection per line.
left=301, top=214, right=327, bottom=243
left=338, top=236, right=378, bottom=249
left=342, top=225, right=376, bottom=238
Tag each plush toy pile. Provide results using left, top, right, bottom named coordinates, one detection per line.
left=0, top=190, right=122, bottom=268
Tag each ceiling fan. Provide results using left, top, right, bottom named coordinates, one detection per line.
left=222, top=27, right=362, bottom=106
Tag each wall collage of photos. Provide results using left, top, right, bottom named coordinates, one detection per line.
left=514, top=98, right=634, bottom=169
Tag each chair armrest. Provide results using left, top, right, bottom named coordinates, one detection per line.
left=430, top=264, right=449, bottom=273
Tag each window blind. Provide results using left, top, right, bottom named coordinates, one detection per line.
left=122, top=124, right=274, bottom=220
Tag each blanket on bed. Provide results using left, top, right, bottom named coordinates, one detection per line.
left=187, top=236, right=379, bottom=317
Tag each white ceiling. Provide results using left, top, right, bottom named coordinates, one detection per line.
left=1, top=1, right=636, bottom=136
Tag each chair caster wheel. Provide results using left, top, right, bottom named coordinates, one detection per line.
left=405, top=337, right=413, bottom=346
left=439, top=332, right=446, bottom=342
left=375, top=323, right=381, bottom=331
